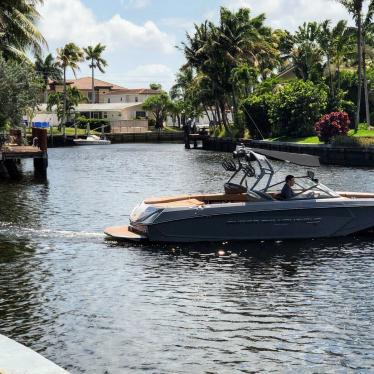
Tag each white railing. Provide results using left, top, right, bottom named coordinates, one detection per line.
left=110, top=120, right=148, bottom=133
left=111, top=126, right=148, bottom=134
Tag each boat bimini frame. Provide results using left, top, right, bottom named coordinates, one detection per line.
left=223, top=145, right=337, bottom=199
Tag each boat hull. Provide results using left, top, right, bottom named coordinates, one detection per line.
left=129, top=199, right=374, bottom=242
left=73, top=140, right=111, bottom=145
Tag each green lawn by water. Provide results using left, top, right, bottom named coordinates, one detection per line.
left=267, top=128, right=374, bottom=144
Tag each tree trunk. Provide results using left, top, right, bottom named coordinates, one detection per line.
left=63, top=66, right=66, bottom=126
left=231, top=88, right=242, bottom=136
left=356, top=16, right=363, bottom=131
left=44, top=78, right=48, bottom=103
left=215, top=101, right=222, bottom=129
left=203, top=105, right=211, bottom=123
left=219, top=100, right=231, bottom=136
left=363, top=39, right=370, bottom=127
left=91, top=60, right=95, bottom=104
left=327, top=55, right=334, bottom=99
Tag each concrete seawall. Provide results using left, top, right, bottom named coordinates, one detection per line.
left=202, top=137, right=374, bottom=167
left=46, top=132, right=184, bottom=147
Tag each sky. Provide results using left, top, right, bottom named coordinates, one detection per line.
left=36, top=0, right=359, bottom=91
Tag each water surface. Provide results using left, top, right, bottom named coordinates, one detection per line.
left=0, top=144, right=374, bottom=373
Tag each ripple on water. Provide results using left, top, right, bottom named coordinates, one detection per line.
left=0, top=144, right=374, bottom=373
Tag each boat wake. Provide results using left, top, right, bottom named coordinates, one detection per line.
left=0, top=222, right=104, bottom=241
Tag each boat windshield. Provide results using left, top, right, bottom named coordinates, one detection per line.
left=266, top=176, right=340, bottom=199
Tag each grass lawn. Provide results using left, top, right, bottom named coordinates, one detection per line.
left=348, top=129, right=374, bottom=137
left=266, top=128, right=374, bottom=144
left=159, top=126, right=183, bottom=133
left=26, top=127, right=99, bottom=136
left=266, top=136, right=322, bottom=144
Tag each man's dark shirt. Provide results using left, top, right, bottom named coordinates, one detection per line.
left=280, top=183, right=295, bottom=199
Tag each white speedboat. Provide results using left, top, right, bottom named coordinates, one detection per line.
left=73, top=135, right=111, bottom=145
left=105, top=146, right=374, bottom=242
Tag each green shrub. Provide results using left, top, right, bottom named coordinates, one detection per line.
left=75, top=116, right=110, bottom=131
left=241, top=93, right=272, bottom=139
left=269, top=80, right=328, bottom=137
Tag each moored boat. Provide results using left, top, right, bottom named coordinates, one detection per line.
left=73, top=135, right=111, bottom=145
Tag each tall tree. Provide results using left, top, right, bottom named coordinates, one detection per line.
left=290, top=22, right=323, bottom=82
left=47, top=87, right=87, bottom=125
left=181, top=7, right=278, bottom=136
left=142, top=92, right=172, bottom=129
left=83, top=43, right=107, bottom=104
left=56, top=43, right=84, bottom=125
left=361, top=3, right=374, bottom=127
left=0, top=0, right=46, bottom=61
left=337, top=0, right=365, bottom=129
left=35, top=53, right=62, bottom=103
left=0, top=55, right=43, bottom=128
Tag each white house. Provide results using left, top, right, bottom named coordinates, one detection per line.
left=48, top=77, right=161, bottom=105
left=31, top=102, right=149, bottom=133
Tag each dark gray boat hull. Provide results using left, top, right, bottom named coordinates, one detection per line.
left=135, top=199, right=374, bottom=242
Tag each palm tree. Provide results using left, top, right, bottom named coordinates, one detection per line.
left=337, top=0, right=365, bottom=129
left=83, top=43, right=107, bottom=103
left=35, top=53, right=62, bottom=103
left=361, top=4, right=374, bottom=127
left=56, top=43, right=84, bottom=126
left=330, top=20, right=354, bottom=91
left=182, top=7, right=278, bottom=136
left=290, top=22, right=323, bottom=82
left=0, top=0, right=46, bottom=60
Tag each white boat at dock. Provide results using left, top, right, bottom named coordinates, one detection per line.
left=73, top=135, right=111, bottom=145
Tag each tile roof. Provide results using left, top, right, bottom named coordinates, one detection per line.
left=66, top=77, right=126, bottom=90
left=49, top=77, right=161, bottom=94
left=108, top=88, right=162, bottom=95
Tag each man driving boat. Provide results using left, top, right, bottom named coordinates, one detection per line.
left=280, top=175, right=295, bottom=199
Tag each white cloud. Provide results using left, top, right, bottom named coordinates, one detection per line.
left=123, top=64, right=175, bottom=89
left=38, top=0, right=175, bottom=54
left=160, top=17, right=195, bottom=31
left=126, top=0, right=151, bottom=9
left=222, top=0, right=353, bottom=31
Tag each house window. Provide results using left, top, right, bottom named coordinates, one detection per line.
left=121, top=97, right=123, bottom=101
left=103, top=112, right=108, bottom=119
left=135, top=96, right=138, bottom=102
left=88, top=91, right=97, bottom=103
left=136, top=111, right=146, bottom=119
left=92, top=111, right=102, bottom=119
left=107, top=98, right=111, bottom=103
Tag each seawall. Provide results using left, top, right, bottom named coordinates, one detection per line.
left=202, top=137, right=374, bottom=167
left=45, top=132, right=184, bottom=147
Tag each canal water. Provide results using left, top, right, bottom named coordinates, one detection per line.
left=0, top=143, right=374, bottom=373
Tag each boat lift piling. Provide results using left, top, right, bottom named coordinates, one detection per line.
left=1, top=128, right=48, bottom=179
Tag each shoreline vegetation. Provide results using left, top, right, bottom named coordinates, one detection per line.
left=2, top=2, right=374, bottom=150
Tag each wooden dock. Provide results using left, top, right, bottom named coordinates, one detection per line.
left=2, top=145, right=45, bottom=160
left=185, top=133, right=209, bottom=149
left=1, top=145, right=48, bottom=179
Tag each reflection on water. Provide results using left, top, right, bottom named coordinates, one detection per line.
left=0, top=144, right=374, bottom=373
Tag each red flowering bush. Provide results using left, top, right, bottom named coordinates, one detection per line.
left=315, top=112, right=350, bottom=143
